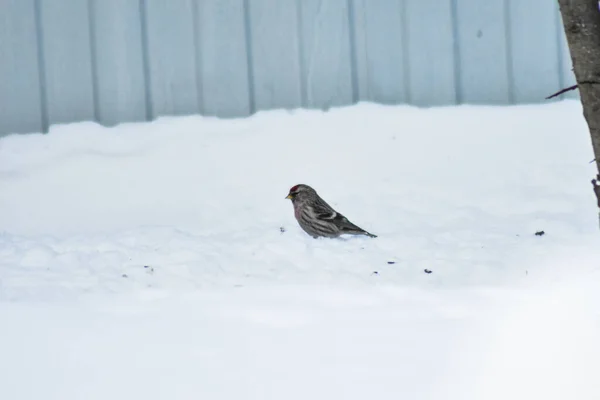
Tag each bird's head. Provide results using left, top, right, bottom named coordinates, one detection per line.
left=285, top=184, right=315, bottom=202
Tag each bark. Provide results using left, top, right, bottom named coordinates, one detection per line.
left=557, top=0, right=600, bottom=214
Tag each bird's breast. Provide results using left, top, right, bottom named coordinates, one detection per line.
left=292, top=202, right=302, bottom=220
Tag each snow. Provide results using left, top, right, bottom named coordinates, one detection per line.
left=0, top=100, right=599, bottom=399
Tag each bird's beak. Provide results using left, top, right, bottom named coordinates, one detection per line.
left=285, top=194, right=292, bottom=200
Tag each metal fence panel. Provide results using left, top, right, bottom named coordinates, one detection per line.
left=0, top=0, right=580, bottom=136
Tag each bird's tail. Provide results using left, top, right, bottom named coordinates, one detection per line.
left=341, top=222, right=377, bottom=238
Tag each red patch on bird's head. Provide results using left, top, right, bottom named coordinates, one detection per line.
left=289, top=185, right=300, bottom=193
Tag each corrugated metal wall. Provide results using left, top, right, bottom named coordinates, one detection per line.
left=0, top=0, right=577, bottom=137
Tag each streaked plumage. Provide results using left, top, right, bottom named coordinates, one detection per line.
left=285, top=184, right=377, bottom=239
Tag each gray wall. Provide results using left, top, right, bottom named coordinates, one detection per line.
left=0, top=0, right=577, bottom=136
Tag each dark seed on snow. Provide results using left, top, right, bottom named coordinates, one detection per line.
left=535, top=231, right=545, bottom=236
left=387, top=261, right=396, bottom=265
left=424, top=269, right=432, bottom=274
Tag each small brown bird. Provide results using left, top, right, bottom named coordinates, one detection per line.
left=285, top=184, right=377, bottom=239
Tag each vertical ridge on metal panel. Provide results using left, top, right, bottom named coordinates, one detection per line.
left=92, top=0, right=147, bottom=126
left=247, top=0, right=303, bottom=111
left=400, top=0, right=412, bottom=105
left=454, top=0, right=511, bottom=104
left=348, top=0, right=369, bottom=102
left=0, top=0, right=44, bottom=136
left=450, top=0, right=463, bottom=104
left=242, top=0, right=256, bottom=115
left=38, top=0, right=96, bottom=126
left=508, top=0, right=560, bottom=103
left=296, top=0, right=308, bottom=107
left=405, top=0, right=457, bottom=106
left=88, top=0, right=100, bottom=122
left=356, top=0, right=407, bottom=105
left=34, top=0, right=49, bottom=133
left=346, top=0, right=359, bottom=104
left=191, top=0, right=204, bottom=114
left=196, top=0, right=251, bottom=117
left=144, top=0, right=200, bottom=117
left=299, top=0, right=354, bottom=109
left=503, top=0, right=515, bottom=104
left=139, top=0, right=153, bottom=121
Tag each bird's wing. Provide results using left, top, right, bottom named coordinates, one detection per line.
left=315, top=209, right=338, bottom=220
left=311, top=198, right=340, bottom=220
left=310, top=196, right=374, bottom=236
left=312, top=203, right=354, bottom=227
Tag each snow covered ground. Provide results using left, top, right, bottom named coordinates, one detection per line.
left=1, top=100, right=599, bottom=399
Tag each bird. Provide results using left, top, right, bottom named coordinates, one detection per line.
left=285, top=184, right=377, bottom=239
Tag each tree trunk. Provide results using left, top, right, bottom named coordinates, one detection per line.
left=557, top=0, right=600, bottom=211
